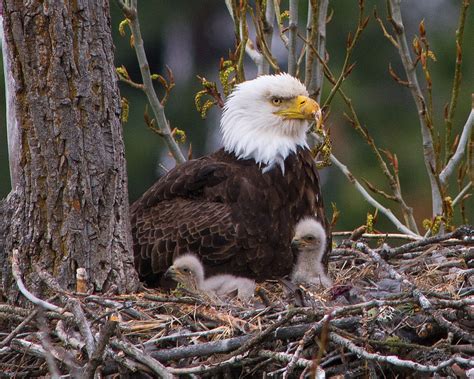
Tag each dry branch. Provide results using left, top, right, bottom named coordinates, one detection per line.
left=115, top=0, right=186, bottom=164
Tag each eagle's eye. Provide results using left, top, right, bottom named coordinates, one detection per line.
left=271, top=97, right=283, bottom=106
left=182, top=268, right=190, bottom=273
left=305, top=235, right=315, bottom=241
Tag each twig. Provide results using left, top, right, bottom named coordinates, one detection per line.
left=327, top=152, right=420, bottom=238
left=37, top=310, right=61, bottom=379
left=111, top=340, right=173, bottom=379
left=69, top=299, right=96, bottom=358
left=322, top=1, right=367, bottom=109
left=439, top=107, right=474, bottom=185
left=287, top=0, right=298, bottom=76
left=329, top=331, right=474, bottom=373
left=0, top=309, right=38, bottom=347
left=169, top=355, right=253, bottom=375
left=148, top=317, right=360, bottom=362
left=388, top=0, right=442, bottom=217
left=355, top=242, right=432, bottom=310
left=284, top=313, right=331, bottom=376
left=83, top=318, right=118, bottom=378
left=431, top=311, right=474, bottom=344
left=115, top=0, right=186, bottom=164
left=11, top=248, right=66, bottom=313
left=445, top=0, right=471, bottom=162
left=55, top=320, right=85, bottom=351
left=452, top=181, right=472, bottom=208
left=259, top=349, right=312, bottom=369
left=382, top=226, right=470, bottom=258
left=332, top=231, right=419, bottom=241
left=303, top=34, right=419, bottom=233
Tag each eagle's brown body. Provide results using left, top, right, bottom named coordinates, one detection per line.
left=131, top=147, right=330, bottom=283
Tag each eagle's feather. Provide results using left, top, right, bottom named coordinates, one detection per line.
left=130, top=74, right=330, bottom=284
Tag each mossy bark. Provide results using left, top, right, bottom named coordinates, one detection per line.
left=0, top=0, right=138, bottom=301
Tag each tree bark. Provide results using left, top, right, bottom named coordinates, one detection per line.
left=0, top=0, right=138, bottom=301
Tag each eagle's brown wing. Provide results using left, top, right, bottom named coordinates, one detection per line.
left=133, top=198, right=248, bottom=278
left=131, top=154, right=265, bottom=281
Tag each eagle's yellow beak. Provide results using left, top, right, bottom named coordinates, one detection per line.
left=274, top=96, right=321, bottom=122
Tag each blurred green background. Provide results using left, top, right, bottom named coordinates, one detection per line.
left=1, top=0, right=472, bottom=233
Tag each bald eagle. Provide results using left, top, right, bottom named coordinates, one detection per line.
left=131, top=74, right=331, bottom=284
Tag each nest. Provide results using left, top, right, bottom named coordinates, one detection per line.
left=0, top=226, right=473, bottom=378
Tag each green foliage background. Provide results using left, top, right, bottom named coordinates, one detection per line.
left=1, top=0, right=472, bottom=232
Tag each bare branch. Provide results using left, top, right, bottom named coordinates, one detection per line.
left=326, top=151, right=420, bottom=238
left=439, top=107, right=474, bottom=185
left=303, top=36, right=419, bottom=233
left=83, top=319, right=118, bottom=378
left=329, top=332, right=474, bottom=373
left=0, top=309, right=37, bottom=347
left=387, top=0, right=443, bottom=217
left=69, top=299, right=96, bottom=359
left=288, top=0, right=298, bottom=76
left=111, top=340, right=173, bottom=379
left=37, top=310, right=61, bottom=379
left=117, top=0, right=186, bottom=164
left=445, top=0, right=471, bottom=161
left=11, top=249, right=66, bottom=313
left=354, top=242, right=432, bottom=309
left=332, top=231, right=419, bottom=241
left=452, top=180, right=472, bottom=208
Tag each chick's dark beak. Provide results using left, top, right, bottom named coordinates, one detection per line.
left=291, top=238, right=301, bottom=249
left=164, top=266, right=176, bottom=279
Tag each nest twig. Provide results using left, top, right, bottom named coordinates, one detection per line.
left=1, top=226, right=473, bottom=377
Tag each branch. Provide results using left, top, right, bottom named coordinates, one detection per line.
left=452, top=180, right=472, bottom=208
left=83, top=318, right=118, bottom=378
left=303, top=35, right=419, bottom=233
left=69, top=299, right=96, bottom=359
left=111, top=340, right=173, bottom=379
left=148, top=317, right=359, bottom=362
left=445, top=0, right=471, bottom=161
left=11, top=249, right=66, bottom=313
left=439, top=106, right=474, bottom=185
left=326, top=150, right=420, bottom=238
left=322, top=1, right=368, bottom=108
left=388, top=0, right=442, bottom=217
left=332, top=231, right=419, bottom=241
left=37, top=310, right=61, bottom=379
left=329, top=332, right=474, bottom=373
left=116, top=0, right=186, bottom=164
left=355, top=242, right=432, bottom=309
left=287, top=0, right=298, bottom=76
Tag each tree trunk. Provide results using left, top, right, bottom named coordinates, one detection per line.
left=0, top=0, right=138, bottom=302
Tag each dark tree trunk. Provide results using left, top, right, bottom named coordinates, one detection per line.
left=0, top=0, right=138, bottom=301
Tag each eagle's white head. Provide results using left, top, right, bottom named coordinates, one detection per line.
left=220, top=74, right=321, bottom=172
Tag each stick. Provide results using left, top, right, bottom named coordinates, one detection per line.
left=111, top=340, right=173, bottom=379
left=439, top=107, right=474, bottom=184
left=83, top=319, right=118, bottom=378
left=329, top=332, right=474, bottom=373
left=11, top=248, right=66, bottom=313
left=328, top=154, right=420, bottom=238
left=388, top=0, right=442, bottom=217
left=115, top=0, right=186, bottom=164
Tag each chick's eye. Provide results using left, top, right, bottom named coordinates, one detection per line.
left=271, top=97, right=282, bottom=106
left=183, top=268, right=190, bottom=273
left=305, top=236, right=315, bottom=241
